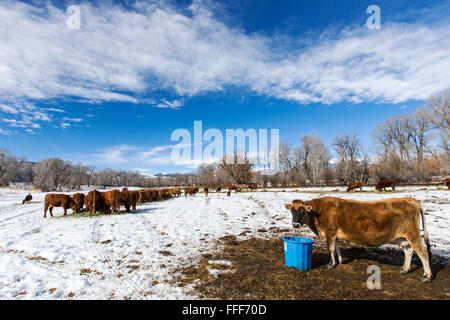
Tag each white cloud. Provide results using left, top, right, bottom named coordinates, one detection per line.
left=0, top=128, right=11, bottom=135
left=95, top=144, right=140, bottom=164
left=46, top=108, right=66, bottom=113
left=0, top=104, right=18, bottom=114
left=156, top=99, right=184, bottom=109
left=62, top=117, right=83, bottom=122
left=0, top=0, right=448, bottom=109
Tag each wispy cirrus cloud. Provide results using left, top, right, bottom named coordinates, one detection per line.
left=0, top=0, right=448, bottom=112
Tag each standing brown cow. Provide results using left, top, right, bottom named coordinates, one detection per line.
left=285, top=197, right=432, bottom=281
left=375, top=179, right=395, bottom=191
left=184, top=187, right=199, bottom=197
left=216, top=186, right=222, bottom=192
left=102, top=189, right=121, bottom=214
left=248, top=183, right=257, bottom=191
left=22, top=193, right=32, bottom=204
left=129, top=190, right=140, bottom=211
left=120, top=190, right=131, bottom=213
left=443, top=178, right=450, bottom=189
left=44, top=194, right=78, bottom=217
left=346, top=181, right=363, bottom=192
left=72, top=192, right=85, bottom=212
left=85, top=190, right=106, bottom=215
left=228, top=185, right=239, bottom=192
left=204, top=187, right=209, bottom=196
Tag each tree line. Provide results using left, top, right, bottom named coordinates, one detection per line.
left=0, top=90, right=448, bottom=190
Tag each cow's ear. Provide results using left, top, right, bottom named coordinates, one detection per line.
left=304, top=205, right=313, bottom=212
left=285, top=204, right=292, bottom=210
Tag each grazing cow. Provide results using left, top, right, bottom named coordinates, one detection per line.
left=216, top=186, right=222, bottom=193
left=226, top=190, right=231, bottom=197
left=22, top=193, right=32, bottom=204
left=184, top=187, right=199, bottom=197
left=204, top=187, right=209, bottom=196
left=72, top=192, right=85, bottom=212
left=129, top=190, right=140, bottom=211
left=375, top=179, right=395, bottom=191
left=85, top=190, right=106, bottom=215
left=120, top=190, right=132, bottom=213
left=138, top=189, right=156, bottom=203
left=102, top=189, right=121, bottom=214
left=168, top=187, right=181, bottom=197
left=346, top=181, right=363, bottom=192
left=44, top=194, right=78, bottom=218
left=248, top=183, right=257, bottom=191
left=157, top=189, right=172, bottom=201
left=285, top=197, right=432, bottom=281
left=122, top=187, right=128, bottom=191
left=228, top=185, right=239, bottom=192
left=443, top=178, right=450, bottom=189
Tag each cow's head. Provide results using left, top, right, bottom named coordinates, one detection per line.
left=285, top=200, right=312, bottom=228
left=69, top=197, right=78, bottom=211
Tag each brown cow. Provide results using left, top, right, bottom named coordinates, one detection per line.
left=216, top=186, right=222, bottom=193
left=346, top=181, right=363, bottom=192
left=248, top=183, right=257, bottom=191
left=228, top=185, right=239, bottom=192
left=129, top=190, right=140, bottom=211
left=168, top=187, right=181, bottom=197
left=72, top=192, right=85, bottom=212
left=120, top=190, right=131, bottom=213
left=44, top=193, right=78, bottom=218
left=22, top=193, right=32, bottom=204
left=285, top=197, right=432, bottom=281
left=443, top=178, right=450, bottom=189
left=204, top=187, right=209, bottom=196
left=138, top=189, right=156, bottom=203
left=184, top=187, right=199, bottom=197
left=102, top=189, right=121, bottom=214
left=226, top=190, right=231, bottom=197
left=85, top=190, right=106, bottom=215
left=375, top=179, right=395, bottom=191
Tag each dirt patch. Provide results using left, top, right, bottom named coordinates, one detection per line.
left=80, top=268, right=102, bottom=275
left=175, top=237, right=450, bottom=300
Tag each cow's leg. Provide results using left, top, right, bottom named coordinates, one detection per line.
left=400, top=240, right=414, bottom=274
left=406, top=235, right=432, bottom=281
left=63, top=205, right=67, bottom=216
left=334, top=240, right=343, bottom=264
left=49, top=206, right=54, bottom=217
left=44, top=203, right=49, bottom=218
left=326, top=236, right=337, bottom=269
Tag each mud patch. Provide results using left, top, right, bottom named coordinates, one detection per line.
left=175, top=237, right=450, bottom=299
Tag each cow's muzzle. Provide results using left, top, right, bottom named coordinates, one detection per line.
left=292, top=222, right=300, bottom=228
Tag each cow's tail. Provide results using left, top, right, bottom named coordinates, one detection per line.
left=420, top=205, right=432, bottom=265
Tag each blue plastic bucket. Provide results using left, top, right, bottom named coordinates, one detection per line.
left=282, top=236, right=314, bottom=271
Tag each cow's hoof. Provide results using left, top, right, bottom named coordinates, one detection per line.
left=327, top=263, right=336, bottom=270
left=399, top=269, right=410, bottom=274
left=421, top=277, right=431, bottom=282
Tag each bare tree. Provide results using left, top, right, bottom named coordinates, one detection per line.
left=425, top=89, right=449, bottom=153
left=218, top=152, right=254, bottom=184
left=332, top=134, right=365, bottom=183
left=0, top=149, right=25, bottom=186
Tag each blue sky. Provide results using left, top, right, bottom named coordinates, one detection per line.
left=0, top=0, right=449, bottom=175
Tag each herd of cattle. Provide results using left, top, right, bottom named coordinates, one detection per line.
left=41, top=184, right=256, bottom=218
left=346, top=178, right=450, bottom=192
left=21, top=179, right=449, bottom=218
left=17, top=178, right=450, bottom=281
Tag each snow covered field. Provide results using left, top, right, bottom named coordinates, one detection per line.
left=0, top=187, right=448, bottom=299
